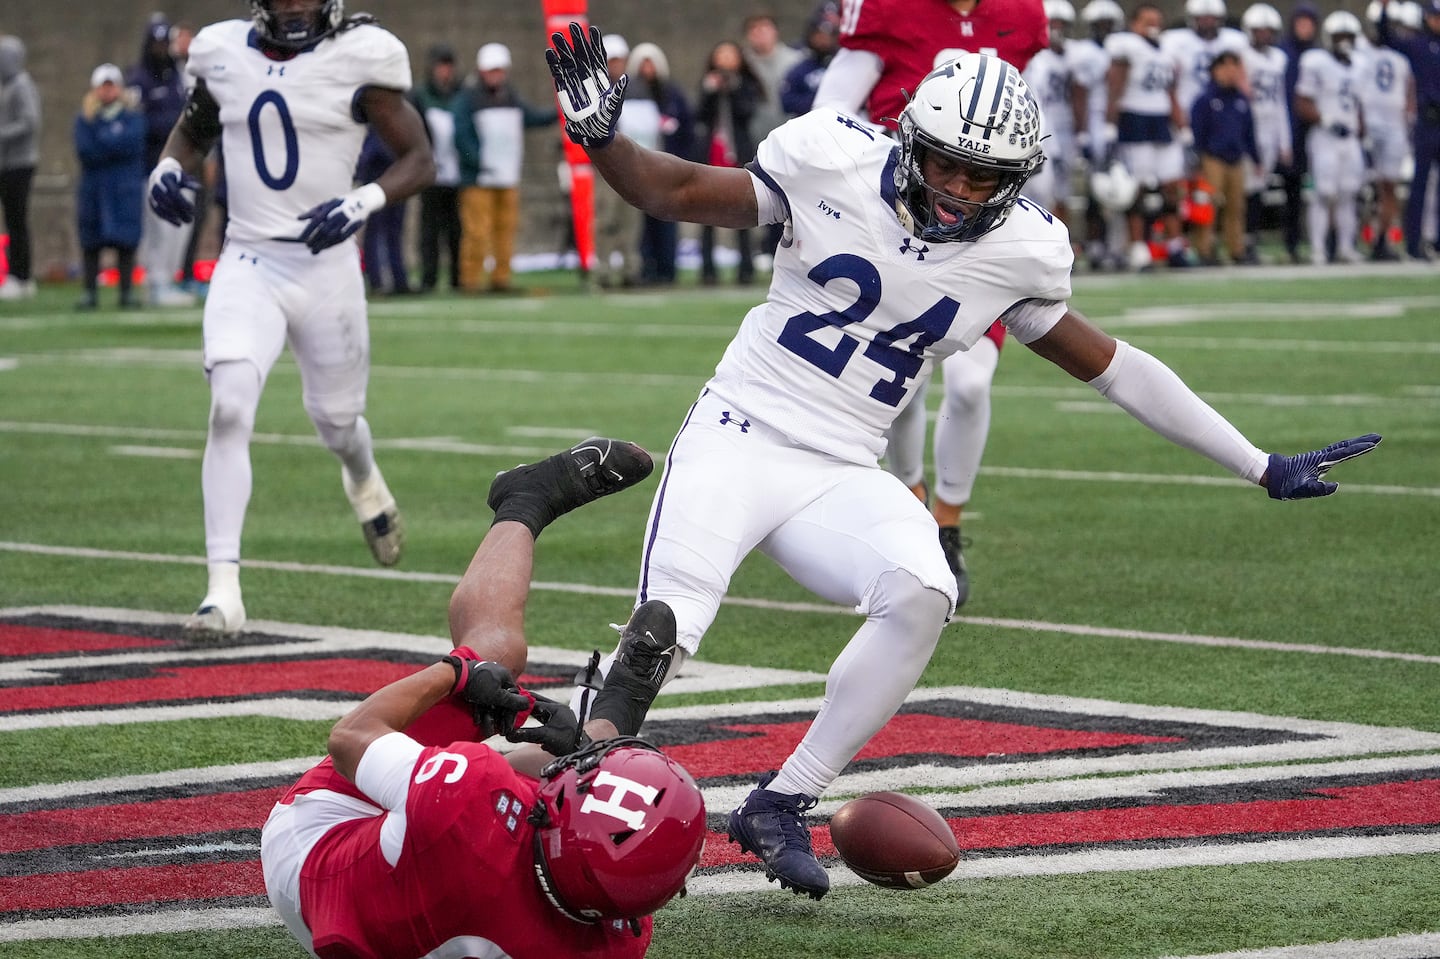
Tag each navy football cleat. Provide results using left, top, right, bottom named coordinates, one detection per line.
left=728, top=771, right=830, bottom=900
left=587, top=600, right=678, bottom=736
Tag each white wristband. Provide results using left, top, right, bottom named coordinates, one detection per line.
left=345, top=181, right=388, bottom=218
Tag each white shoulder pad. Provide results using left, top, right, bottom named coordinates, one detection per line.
left=186, top=20, right=250, bottom=79
left=336, top=23, right=413, bottom=92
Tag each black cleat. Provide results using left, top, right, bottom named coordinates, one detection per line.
left=938, top=525, right=970, bottom=608
left=587, top=600, right=678, bottom=736
left=728, top=771, right=830, bottom=900
left=487, top=437, right=654, bottom=537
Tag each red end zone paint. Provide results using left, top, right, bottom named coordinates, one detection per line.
left=0, top=860, right=264, bottom=912
left=665, top=714, right=1181, bottom=779
left=0, top=623, right=173, bottom=656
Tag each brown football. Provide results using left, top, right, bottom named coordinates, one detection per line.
left=829, top=791, right=960, bottom=889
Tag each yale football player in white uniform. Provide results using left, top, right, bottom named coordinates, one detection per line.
left=1295, top=11, right=1367, bottom=265
left=547, top=23, right=1380, bottom=900
left=1162, top=0, right=1251, bottom=116
left=1240, top=3, right=1292, bottom=253
left=148, top=0, right=435, bottom=636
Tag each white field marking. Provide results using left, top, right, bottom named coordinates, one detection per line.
left=109, top=444, right=201, bottom=459
left=0, top=756, right=321, bottom=805
left=504, top=425, right=601, bottom=438
left=2, top=419, right=1436, bottom=496
left=5, top=547, right=1440, bottom=668
left=1160, top=933, right=1440, bottom=959
left=692, top=835, right=1440, bottom=898
left=95, top=841, right=260, bottom=860
left=1128, top=335, right=1440, bottom=354
left=0, top=357, right=17, bottom=371
left=0, top=908, right=282, bottom=943
left=1103, top=297, right=1440, bottom=327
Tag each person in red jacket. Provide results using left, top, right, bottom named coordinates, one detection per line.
left=260, top=438, right=706, bottom=959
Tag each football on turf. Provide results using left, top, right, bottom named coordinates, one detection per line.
left=829, top=791, right=960, bottom=889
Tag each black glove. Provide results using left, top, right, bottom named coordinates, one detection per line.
left=442, top=654, right=532, bottom=738
left=1265, top=433, right=1381, bottom=500
left=505, top=692, right=582, bottom=756
left=545, top=22, right=628, bottom=149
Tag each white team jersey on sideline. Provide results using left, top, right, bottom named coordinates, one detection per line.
left=1353, top=46, right=1411, bottom=129
left=1025, top=45, right=1077, bottom=144
left=1160, top=26, right=1250, bottom=112
left=713, top=110, right=1073, bottom=466
left=1105, top=31, right=1176, bottom=116
left=1295, top=48, right=1361, bottom=131
left=186, top=20, right=412, bottom=244
left=1241, top=45, right=1291, bottom=146
left=1067, top=37, right=1111, bottom=144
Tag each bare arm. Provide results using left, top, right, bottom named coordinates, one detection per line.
left=328, top=663, right=453, bottom=781
left=1105, top=59, right=1128, bottom=124
left=587, top=133, right=759, bottom=228
left=360, top=86, right=436, bottom=204
left=1295, top=93, right=1320, bottom=126
left=158, top=79, right=222, bottom=176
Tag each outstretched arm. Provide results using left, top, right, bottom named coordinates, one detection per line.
left=546, top=22, right=759, bottom=228
left=1026, top=310, right=1380, bottom=498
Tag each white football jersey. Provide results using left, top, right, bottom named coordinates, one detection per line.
left=1067, top=37, right=1111, bottom=143
left=1024, top=46, right=1077, bottom=145
left=1295, top=48, right=1361, bottom=130
left=713, top=110, right=1073, bottom=465
left=1241, top=45, right=1290, bottom=136
left=1353, top=46, right=1412, bottom=127
left=1160, top=26, right=1250, bottom=111
left=1105, top=31, right=1175, bottom=115
left=187, top=20, right=412, bottom=244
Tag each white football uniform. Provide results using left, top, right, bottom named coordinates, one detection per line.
left=1354, top=47, right=1413, bottom=181
left=1067, top=37, right=1112, bottom=148
left=637, top=110, right=1072, bottom=652
left=185, top=19, right=411, bottom=389
left=1105, top=32, right=1184, bottom=185
left=1296, top=49, right=1364, bottom=196
left=1161, top=26, right=1250, bottom=113
left=1024, top=45, right=1077, bottom=210
left=1240, top=44, right=1291, bottom=188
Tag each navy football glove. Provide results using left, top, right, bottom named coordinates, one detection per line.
left=148, top=158, right=200, bottom=226
left=505, top=692, right=582, bottom=756
left=297, top=183, right=386, bottom=254
left=442, top=653, right=532, bottom=738
left=1265, top=433, right=1381, bottom=500
left=545, top=22, right=628, bottom=149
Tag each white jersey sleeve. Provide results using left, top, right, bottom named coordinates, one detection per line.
left=711, top=111, right=1072, bottom=465
left=188, top=20, right=414, bottom=245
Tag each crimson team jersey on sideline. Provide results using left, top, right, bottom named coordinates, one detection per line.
left=838, top=0, right=1049, bottom=128
left=281, top=744, right=651, bottom=959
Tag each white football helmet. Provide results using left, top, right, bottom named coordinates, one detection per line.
left=1045, top=0, right=1077, bottom=21
left=1081, top=0, right=1125, bottom=23
left=1091, top=161, right=1139, bottom=213
left=1241, top=2, right=1283, bottom=34
left=895, top=53, right=1045, bottom=243
left=1185, top=0, right=1227, bottom=19
left=1322, top=9, right=1363, bottom=48
left=1395, top=1, right=1424, bottom=28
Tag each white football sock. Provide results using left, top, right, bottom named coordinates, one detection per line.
left=202, top=362, right=262, bottom=563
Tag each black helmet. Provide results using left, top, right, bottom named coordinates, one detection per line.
left=249, top=0, right=345, bottom=51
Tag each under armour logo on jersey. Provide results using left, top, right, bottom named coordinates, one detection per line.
left=578, top=771, right=659, bottom=830
left=237, top=253, right=259, bottom=265
left=719, top=412, right=750, bottom=432
left=834, top=114, right=876, bottom=140
left=899, top=238, right=930, bottom=260
left=268, top=64, right=285, bottom=76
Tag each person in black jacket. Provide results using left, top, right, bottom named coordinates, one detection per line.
left=1190, top=51, right=1260, bottom=264
left=695, top=41, right=761, bottom=285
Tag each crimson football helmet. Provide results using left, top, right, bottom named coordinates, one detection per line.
left=249, top=0, right=345, bottom=50
left=530, top=737, right=706, bottom=923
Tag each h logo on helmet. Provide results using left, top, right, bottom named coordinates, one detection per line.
left=578, top=771, right=659, bottom=831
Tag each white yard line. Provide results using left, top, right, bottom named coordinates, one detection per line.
left=1159, top=933, right=1440, bottom=959
left=1, top=547, right=1437, bottom=669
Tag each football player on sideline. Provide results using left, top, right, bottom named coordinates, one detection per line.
left=546, top=23, right=1381, bottom=901
left=812, top=0, right=1051, bottom=608
left=261, top=437, right=706, bottom=958
left=147, top=0, right=435, bottom=637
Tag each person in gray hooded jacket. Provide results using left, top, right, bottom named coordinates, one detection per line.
left=0, top=35, right=41, bottom=300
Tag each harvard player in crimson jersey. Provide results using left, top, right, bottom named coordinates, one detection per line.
left=261, top=438, right=705, bottom=959
left=812, top=0, right=1051, bottom=607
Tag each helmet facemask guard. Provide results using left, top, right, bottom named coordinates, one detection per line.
left=894, top=55, right=1045, bottom=244
left=249, top=0, right=345, bottom=52
left=529, top=736, right=706, bottom=925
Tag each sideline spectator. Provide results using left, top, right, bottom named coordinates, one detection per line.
left=358, top=128, right=412, bottom=294
left=0, top=35, right=41, bottom=300
left=780, top=10, right=841, bottom=117
left=1190, top=50, right=1259, bottom=264
left=453, top=43, right=557, bottom=293
left=129, top=14, right=194, bottom=306
left=410, top=44, right=462, bottom=292
left=1296, top=11, right=1366, bottom=265
left=74, top=64, right=145, bottom=310
left=695, top=40, right=760, bottom=285
left=742, top=13, right=804, bottom=271
left=1280, top=4, right=1320, bottom=262
left=627, top=42, right=693, bottom=285
left=1240, top=3, right=1291, bottom=262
